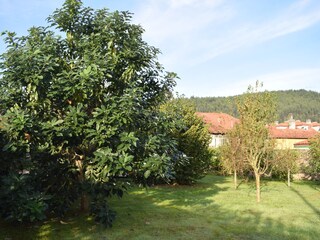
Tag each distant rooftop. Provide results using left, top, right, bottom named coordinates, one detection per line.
left=197, top=112, right=320, bottom=140
left=196, top=112, right=239, bottom=134
left=269, top=127, right=318, bottom=139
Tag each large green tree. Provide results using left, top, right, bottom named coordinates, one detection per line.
left=235, top=81, right=276, bottom=202
left=0, top=0, right=179, bottom=226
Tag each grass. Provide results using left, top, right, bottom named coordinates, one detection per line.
left=1, top=175, right=320, bottom=239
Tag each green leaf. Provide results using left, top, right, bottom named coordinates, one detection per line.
left=144, top=170, right=151, bottom=179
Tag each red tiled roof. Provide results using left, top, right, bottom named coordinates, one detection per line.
left=197, top=112, right=320, bottom=138
left=311, top=122, right=320, bottom=127
left=196, top=112, right=239, bottom=134
left=276, top=121, right=320, bottom=128
left=294, top=140, right=309, bottom=146
left=269, top=126, right=318, bottom=139
left=276, top=123, right=288, bottom=127
left=295, top=122, right=320, bottom=127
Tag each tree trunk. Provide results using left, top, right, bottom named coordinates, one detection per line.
left=255, top=172, right=261, bottom=203
left=76, top=158, right=89, bottom=212
left=234, top=169, right=238, bottom=189
left=81, top=194, right=89, bottom=212
left=287, top=169, right=291, bottom=188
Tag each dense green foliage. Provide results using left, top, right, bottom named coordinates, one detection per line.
left=209, top=147, right=223, bottom=173
left=189, top=95, right=237, bottom=116
left=160, top=98, right=213, bottom=184
left=188, top=89, right=320, bottom=122
left=0, top=0, right=183, bottom=226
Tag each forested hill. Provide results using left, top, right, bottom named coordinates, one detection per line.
left=187, top=89, right=320, bottom=122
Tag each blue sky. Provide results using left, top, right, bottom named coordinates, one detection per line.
left=1, top=0, right=320, bottom=97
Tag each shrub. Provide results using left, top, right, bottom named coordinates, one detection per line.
left=0, top=172, right=48, bottom=222
left=161, top=98, right=213, bottom=184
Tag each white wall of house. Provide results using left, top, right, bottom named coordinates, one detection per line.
left=312, top=126, right=320, bottom=131
left=210, top=134, right=226, bottom=148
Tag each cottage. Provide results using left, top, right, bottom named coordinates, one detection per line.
left=269, top=126, right=318, bottom=149
left=198, top=112, right=320, bottom=149
left=272, top=115, right=320, bottom=149
left=196, top=112, right=239, bottom=148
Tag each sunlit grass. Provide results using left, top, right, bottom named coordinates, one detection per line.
left=1, top=175, right=320, bottom=239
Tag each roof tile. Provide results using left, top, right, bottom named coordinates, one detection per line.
left=269, top=126, right=318, bottom=139
left=196, top=112, right=239, bottom=134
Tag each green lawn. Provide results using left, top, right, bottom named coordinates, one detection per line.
left=1, top=175, right=320, bottom=240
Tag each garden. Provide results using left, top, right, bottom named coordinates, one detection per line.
left=1, top=175, right=320, bottom=239
left=1, top=1, right=320, bottom=239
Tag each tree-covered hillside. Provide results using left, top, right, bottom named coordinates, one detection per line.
left=187, top=90, right=320, bottom=122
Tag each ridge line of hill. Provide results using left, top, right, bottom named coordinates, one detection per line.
left=187, top=89, right=320, bottom=122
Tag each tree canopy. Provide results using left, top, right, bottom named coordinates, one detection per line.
left=0, top=0, right=181, bottom=226
left=223, top=82, right=277, bottom=202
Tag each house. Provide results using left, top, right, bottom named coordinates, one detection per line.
left=293, top=140, right=310, bottom=150
left=274, top=116, right=320, bottom=132
left=196, top=112, right=239, bottom=148
left=197, top=112, right=320, bottom=149
left=271, top=115, right=320, bottom=149
left=269, top=126, right=318, bottom=149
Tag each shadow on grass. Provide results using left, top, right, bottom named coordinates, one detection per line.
left=291, top=186, right=320, bottom=218
left=142, top=175, right=230, bottom=208
left=1, top=175, right=320, bottom=240
left=307, top=180, right=320, bottom=193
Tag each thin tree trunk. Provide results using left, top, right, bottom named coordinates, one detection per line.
left=287, top=169, right=291, bottom=188
left=76, top=159, right=89, bottom=212
left=234, top=169, right=238, bottom=189
left=255, top=172, right=261, bottom=203
left=81, top=194, right=89, bottom=212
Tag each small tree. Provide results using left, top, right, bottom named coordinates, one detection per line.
left=273, top=149, right=299, bottom=187
left=235, top=81, right=276, bottom=202
left=221, top=124, right=245, bottom=189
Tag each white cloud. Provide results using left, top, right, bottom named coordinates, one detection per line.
left=135, top=0, right=230, bottom=42
left=197, top=0, right=320, bottom=64
left=133, top=0, right=234, bottom=66
left=132, top=0, right=320, bottom=68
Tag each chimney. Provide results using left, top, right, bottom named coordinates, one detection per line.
left=306, top=119, right=311, bottom=124
left=288, top=114, right=295, bottom=129
left=274, top=121, right=279, bottom=125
